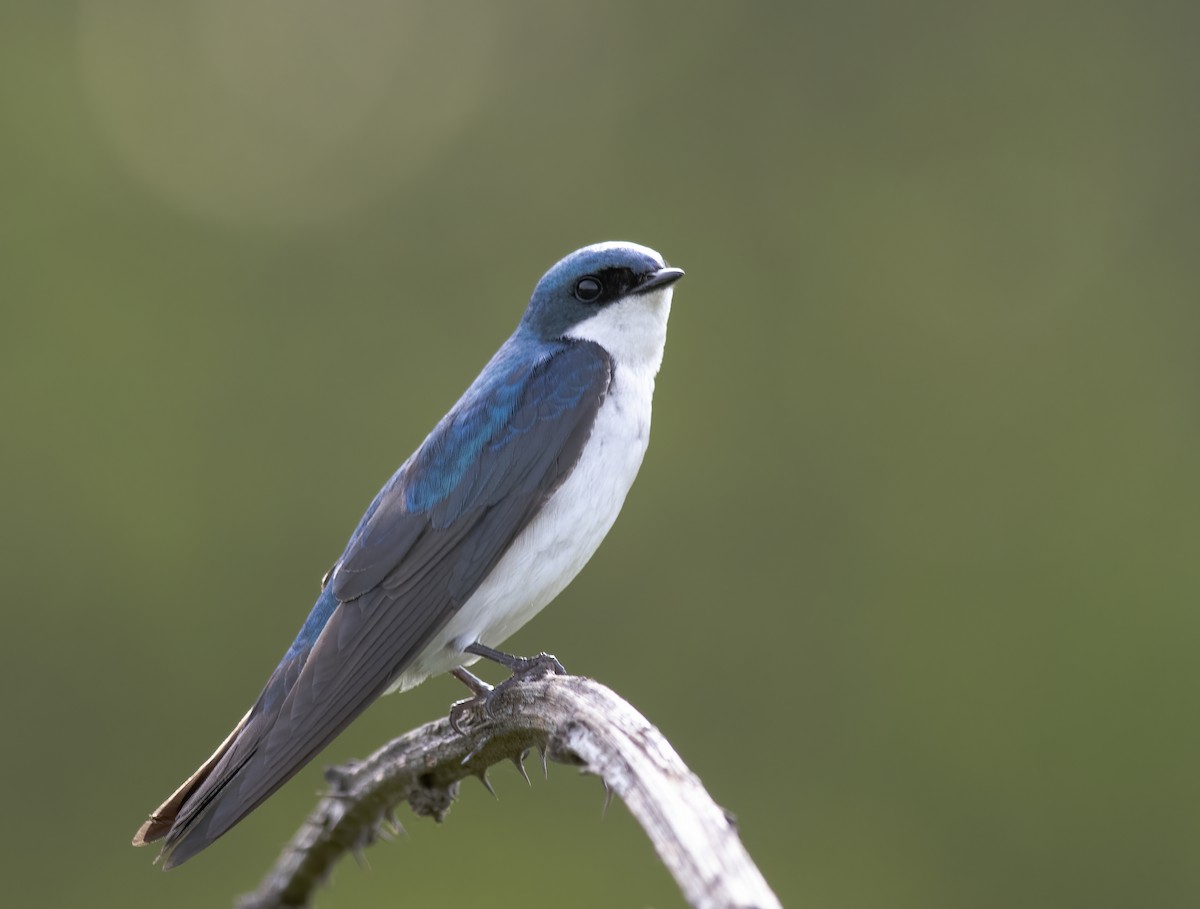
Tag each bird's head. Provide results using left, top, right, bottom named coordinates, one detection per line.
left=521, top=241, right=684, bottom=372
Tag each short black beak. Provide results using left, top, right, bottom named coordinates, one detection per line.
left=634, top=266, right=685, bottom=295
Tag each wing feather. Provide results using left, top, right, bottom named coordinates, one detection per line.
left=153, top=340, right=612, bottom=867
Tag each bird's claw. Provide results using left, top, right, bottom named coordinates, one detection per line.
left=446, top=684, right=506, bottom=736
left=448, top=699, right=475, bottom=736
left=446, top=650, right=567, bottom=736
left=506, top=651, right=566, bottom=682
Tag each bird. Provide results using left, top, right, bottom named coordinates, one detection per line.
left=132, top=241, right=684, bottom=868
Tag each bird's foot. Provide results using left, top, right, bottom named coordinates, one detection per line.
left=446, top=644, right=567, bottom=735
left=448, top=667, right=493, bottom=735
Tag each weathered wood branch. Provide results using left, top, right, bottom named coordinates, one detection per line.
left=237, top=674, right=781, bottom=909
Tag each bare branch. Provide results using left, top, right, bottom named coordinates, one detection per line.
left=237, top=674, right=781, bottom=909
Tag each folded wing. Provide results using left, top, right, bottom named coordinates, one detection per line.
left=138, top=339, right=613, bottom=867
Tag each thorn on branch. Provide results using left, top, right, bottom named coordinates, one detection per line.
left=475, top=769, right=497, bottom=799
left=512, top=749, right=532, bottom=785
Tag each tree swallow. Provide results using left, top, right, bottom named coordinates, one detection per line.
left=133, top=241, right=684, bottom=868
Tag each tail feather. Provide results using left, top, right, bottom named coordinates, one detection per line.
left=131, top=707, right=253, bottom=850
left=132, top=643, right=311, bottom=867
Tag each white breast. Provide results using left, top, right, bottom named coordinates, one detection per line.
left=388, top=285, right=673, bottom=690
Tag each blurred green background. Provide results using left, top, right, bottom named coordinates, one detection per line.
left=2, top=1, right=1198, bottom=907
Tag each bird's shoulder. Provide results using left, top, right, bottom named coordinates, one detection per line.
left=406, top=336, right=612, bottom=513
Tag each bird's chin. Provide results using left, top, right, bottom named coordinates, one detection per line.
left=566, top=287, right=672, bottom=374
left=639, top=285, right=675, bottom=318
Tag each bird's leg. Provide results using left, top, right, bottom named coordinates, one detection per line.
left=463, top=641, right=567, bottom=681
left=446, top=643, right=567, bottom=736
left=450, top=666, right=492, bottom=695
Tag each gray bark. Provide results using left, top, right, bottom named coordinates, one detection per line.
left=237, top=674, right=781, bottom=909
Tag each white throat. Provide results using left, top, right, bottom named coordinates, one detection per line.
left=565, top=286, right=675, bottom=379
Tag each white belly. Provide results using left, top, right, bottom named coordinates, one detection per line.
left=386, top=365, right=656, bottom=691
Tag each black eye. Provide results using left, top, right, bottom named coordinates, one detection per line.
left=573, top=276, right=603, bottom=303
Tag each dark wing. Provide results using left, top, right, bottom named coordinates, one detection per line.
left=150, top=340, right=612, bottom=867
